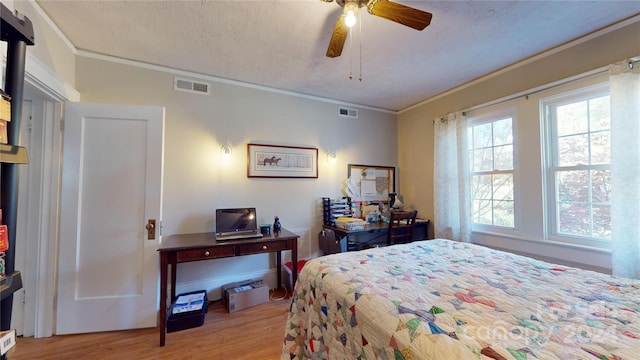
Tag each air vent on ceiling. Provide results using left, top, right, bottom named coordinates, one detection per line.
left=338, top=106, right=358, bottom=119
left=174, top=77, right=211, bottom=95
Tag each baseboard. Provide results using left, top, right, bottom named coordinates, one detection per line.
left=171, top=268, right=280, bottom=302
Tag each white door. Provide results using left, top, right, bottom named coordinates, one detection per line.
left=56, top=103, right=164, bottom=334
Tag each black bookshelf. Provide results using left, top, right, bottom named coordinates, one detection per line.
left=0, top=3, right=35, bottom=353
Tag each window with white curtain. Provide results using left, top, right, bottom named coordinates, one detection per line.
left=542, top=83, right=611, bottom=243
left=468, top=111, right=516, bottom=229
left=446, top=71, right=619, bottom=253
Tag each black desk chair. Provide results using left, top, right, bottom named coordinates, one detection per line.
left=387, top=210, right=418, bottom=246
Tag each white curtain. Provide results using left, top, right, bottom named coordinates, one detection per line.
left=610, top=60, right=640, bottom=279
left=433, top=112, right=471, bottom=242
left=430, top=63, right=638, bottom=273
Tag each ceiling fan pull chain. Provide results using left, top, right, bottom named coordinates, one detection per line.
left=349, top=26, right=353, bottom=80
left=359, top=9, right=363, bottom=82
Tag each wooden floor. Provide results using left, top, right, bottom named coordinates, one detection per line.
left=9, top=293, right=291, bottom=360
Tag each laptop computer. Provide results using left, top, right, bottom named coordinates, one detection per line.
left=215, top=208, right=264, bottom=241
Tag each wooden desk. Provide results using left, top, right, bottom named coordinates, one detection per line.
left=323, top=219, right=430, bottom=252
left=157, top=228, right=298, bottom=346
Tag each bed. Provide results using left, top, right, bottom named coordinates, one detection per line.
left=281, top=239, right=640, bottom=359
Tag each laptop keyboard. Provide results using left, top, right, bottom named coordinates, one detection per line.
left=216, top=231, right=263, bottom=241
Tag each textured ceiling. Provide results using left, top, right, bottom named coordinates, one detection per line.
left=36, top=0, right=640, bottom=111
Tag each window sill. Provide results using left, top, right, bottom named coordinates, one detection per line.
left=470, top=230, right=612, bottom=273
left=471, top=229, right=612, bottom=254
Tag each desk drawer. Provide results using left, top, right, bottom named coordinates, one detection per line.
left=238, top=240, right=288, bottom=255
left=177, top=247, right=235, bottom=262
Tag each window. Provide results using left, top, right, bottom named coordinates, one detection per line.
left=468, top=115, right=515, bottom=228
left=544, top=85, right=611, bottom=242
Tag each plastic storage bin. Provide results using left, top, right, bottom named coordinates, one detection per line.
left=167, top=290, right=208, bottom=333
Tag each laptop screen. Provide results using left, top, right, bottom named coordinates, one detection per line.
left=215, top=208, right=258, bottom=235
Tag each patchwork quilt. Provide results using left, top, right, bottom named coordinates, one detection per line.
left=281, top=239, right=640, bottom=359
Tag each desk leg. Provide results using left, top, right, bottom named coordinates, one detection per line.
left=159, top=252, right=168, bottom=347
left=291, top=238, right=298, bottom=287
left=170, top=261, right=177, bottom=301
left=276, top=251, right=282, bottom=289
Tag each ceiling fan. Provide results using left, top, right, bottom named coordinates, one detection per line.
left=323, top=0, right=433, bottom=58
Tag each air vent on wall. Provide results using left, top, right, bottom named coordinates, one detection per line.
left=174, top=77, right=211, bottom=95
left=338, top=106, right=358, bottom=119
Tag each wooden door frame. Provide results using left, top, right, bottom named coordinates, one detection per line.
left=16, top=53, right=80, bottom=338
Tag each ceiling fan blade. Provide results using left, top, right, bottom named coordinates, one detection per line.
left=368, top=0, right=432, bottom=31
left=326, top=14, right=349, bottom=58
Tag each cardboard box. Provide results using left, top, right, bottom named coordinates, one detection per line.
left=222, top=279, right=269, bottom=313
left=0, top=329, right=16, bottom=356
left=167, top=290, right=208, bottom=333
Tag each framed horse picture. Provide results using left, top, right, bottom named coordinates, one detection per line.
left=247, top=143, right=318, bottom=178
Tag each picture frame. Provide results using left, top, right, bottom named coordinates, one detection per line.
left=346, top=164, right=395, bottom=201
left=247, top=143, right=318, bottom=178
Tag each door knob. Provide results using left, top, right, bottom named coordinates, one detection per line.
left=146, top=219, right=156, bottom=240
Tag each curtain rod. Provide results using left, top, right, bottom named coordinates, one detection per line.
left=433, top=56, right=640, bottom=124
left=431, top=67, right=598, bottom=124
left=463, top=66, right=607, bottom=115
left=432, top=66, right=605, bottom=124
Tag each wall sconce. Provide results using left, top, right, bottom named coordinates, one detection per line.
left=327, top=151, right=337, bottom=164
left=221, top=144, right=232, bottom=158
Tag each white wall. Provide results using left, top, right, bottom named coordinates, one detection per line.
left=74, top=55, right=398, bottom=298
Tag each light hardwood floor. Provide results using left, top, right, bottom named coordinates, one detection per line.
left=9, top=294, right=292, bottom=360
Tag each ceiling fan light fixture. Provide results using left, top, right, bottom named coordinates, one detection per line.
left=345, top=10, right=356, bottom=28
left=325, top=0, right=433, bottom=58
left=344, top=1, right=359, bottom=28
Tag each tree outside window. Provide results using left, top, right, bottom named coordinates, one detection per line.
left=546, top=91, right=611, bottom=240
left=469, top=117, right=515, bottom=228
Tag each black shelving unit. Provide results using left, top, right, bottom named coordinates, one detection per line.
left=0, top=3, right=35, bottom=357
left=322, top=197, right=353, bottom=226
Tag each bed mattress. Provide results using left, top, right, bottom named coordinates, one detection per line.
left=281, top=239, right=640, bottom=359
